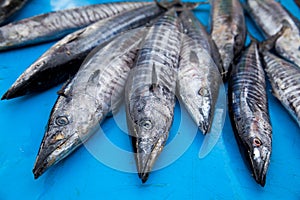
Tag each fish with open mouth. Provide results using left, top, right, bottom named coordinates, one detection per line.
left=0, top=2, right=151, bottom=51
left=228, top=39, right=272, bottom=187
left=210, top=0, right=246, bottom=79
left=33, top=27, right=147, bottom=179
left=262, top=51, right=300, bottom=127
left=245, top=0, right=300, bottom=68
left=0, top=0, right=29, bottom=25
left=177, top=9, right=221, bottom=134
left=1, top=4, right=164, bottom=100
left=125, top=8, right=182, bottom=183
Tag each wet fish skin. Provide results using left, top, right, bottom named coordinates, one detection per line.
left=2, top=4, right=164, bottom=100
left=180, top=9, right=224, bottom=76
left=125, top=8, right=181, bottom=183
left=0, top=2, right=151, bottom=51
left=177, top=9, right=221, bottom=134
left=32, top=28, right=147, bottom=179
left=210, top=0, right=246, bottom=79
left=245, top=0, right=300, bottom=68
left=228, top=40, right=272, bottom=187
left=0, top=0, right=28, bottom=25
left=263, top=51, right=300, bottom=127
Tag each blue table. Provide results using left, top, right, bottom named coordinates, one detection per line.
left=0, top=0, right=299, bottom=199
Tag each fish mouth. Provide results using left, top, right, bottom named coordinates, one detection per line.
left=199, top=117, right=211, bottom=134
left=33, top=133, right=81, bottom=179
left=198, top=105, right=213, bottom=134
left=249, top=149, right=271, bottom=187
left=1, top=88, right=20, bottom=100
left=134, top=137, right=165, bottom=183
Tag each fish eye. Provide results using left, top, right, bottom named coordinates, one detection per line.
left=55, top=116, right=69, bottom=126
left=198, top=87, right=209, bottom=96
left=253, top=137, right=262, bottom=147
left=140, top=119, right=153, bottom=130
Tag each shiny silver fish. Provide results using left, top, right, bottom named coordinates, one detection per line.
left=125, top=8, right=181, bottom=183
left=228, top=40, right=272, bottom=187
left=245, top=0, right=300, bottom=68
left=263, top=51, right=300, bottom=127
left=0, top=0, right=28, bottom=25
left=2, top=4, right=163, bottom=100
left=177, top=9, right=221, bottom=134
left=0, top=2, right=151, bottom=51
left=210, top=0, right=246, bottom=79
left=33, top=27, right=147, bottom=179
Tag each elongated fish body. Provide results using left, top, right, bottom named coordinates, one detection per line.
left=33, top=28, right=147, bottom=179
left=180, top=9, right=224, bottom=76
left=228, top=41, right=272, bottom=187
left=210, top=0, right=246, bottom=79
left=177, top=10, right=221, bottom=134
left=263, top=51, right=300, bottom=127
left=0, top=0, right=28, bottom=25
left=2, top=4, right=163, bottom=100
left=0, top=2, right=151, bottom=51
left=245, top=0, right=300, bottom=68
left=125, top=9, right=182, bottom=183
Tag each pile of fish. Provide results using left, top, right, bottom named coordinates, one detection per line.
left=1, top=0, right=299, bottom=187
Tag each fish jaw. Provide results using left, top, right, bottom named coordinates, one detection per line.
left=1, top=53, right=80, bottom=100
left=33, top=95, right=101, bottom=178
left=177, top=82, right=214, bottom=135
left=248, top=145, right=271, bottom=187
left=132, top=134, right=166, bottom=183
left=33, top=133, right=82, bottom=179
left=126, top=92, right=174, bottom=183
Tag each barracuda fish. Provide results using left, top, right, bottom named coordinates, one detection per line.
left=0, top=0, right=28, bottom=25
left=125, top=8, right=181, bottom=183
left=0, top=2, right=151, bottom=51
left=263, top=51, right=300, bottom=127
left=245, top=0, right=300, bottom=68
left=228, top=40, right=272, bottom=187
left=2, top=4, right=163, bottom=100
left=210, top=0, right=246, bottom=79
left=33, top=27, right=147, bottom=179
left=177, top=9, right=221, bottom=134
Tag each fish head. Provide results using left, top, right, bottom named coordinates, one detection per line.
left=33, top=95, right=100, bottom=178
left=194, top=84, right=214, bottom=134
left=243, top=133, right=271, bottom=187
left=184, top=50, right=220, bottom=134
left=126, top=85, right=174, bottom=183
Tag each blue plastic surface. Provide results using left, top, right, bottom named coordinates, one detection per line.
left=0, top=0, right=299, bottom=199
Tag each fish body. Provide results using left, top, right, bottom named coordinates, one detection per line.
left=228, top=40, right=272, bottom=187
left=33, top=27, right=146, bottom=179
left=245, top=0, right=300, bottom=68
left=2, top=4, right=163, bottom=100
left=125, top=9, right=182, bottom=183
left=210, top=0, right=246, bottom=79
left=177, top=9, right=221, bottom=134
left=180, top=9, right=224, bottom=76
left=0, top=0, right=28, bottom=25
left=0, top=2, right=151, bottom=51
left=263, top=51, right=300, bottom=127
